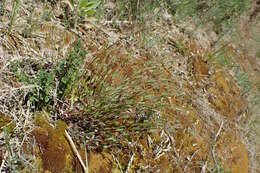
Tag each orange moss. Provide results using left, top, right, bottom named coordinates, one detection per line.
left=192, top=56, right=209, bottom=82
left=32, top=115, right=73, bottom=173
left=230, top=143, right=248, bottom=173
left=32, top=114, right=114, bottom=173
left=0, top=113, right=15, bottom=133
left=157, top=155, right=174, bottom=173
left=87, top=152, right=113, bottom=173
left=23, top=156, right=44, bottom=173
left=208, top=67, right=246, bottom=118
left=217, top=133, right=249, bottom=173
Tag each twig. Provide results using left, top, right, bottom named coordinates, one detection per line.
left=214, top=121, right=224, bottom=142
left=0, top=151, right=8, bottom=172
left=201, top=161, right=207, bottom=173
left=211, top=147, right=219, bottom=173
left=0, top=85, right=39, bottom=93
left=73, top=0, right=80, bottom=29
left=211, top=121, right=224, bottom=173
left=184, top=149, right=200, bottom=172
left=99, top=20, right=132, bottom=25
left=84, top=140, right=89, bottom=173
left=112, top=154, right=123, bottom=173
left=65, top=130, right=87, bottom=173
left=125, top=152, right=135, bottom=173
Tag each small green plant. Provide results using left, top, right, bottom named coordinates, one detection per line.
left=97, top=0, right=252, bottom=33
left=12, top=40, right=86, bottom=110
left=22, top=5, right=37, bottom=38
left=33, top=69, right=55, bottom=107
left=97, top=0, right=162, bottom=26
left=78, top=0, right=101, bottom=16
left=9, top=0, right=19, bottom=33
left=210, top=51, right=233, bottom=67
left=207, top=46, right=253, bottom=94
left=56, top=40, right=86, bottom=99
left=234, top=69, right=252, bottom=94
left=256, top=49, right=260, bottom=59
left=41, top=8, right=52, bottom=22
left=12, top=60, right=55, bottom=109
left=71, top=0, right=101, bottom=27
left=165, top=0, right=252, bottom=33
left=252, top=80, right=260, bottom=105
left=2, top=126, right=38, bottom=172
left=207, top=161, right=231, bottom=173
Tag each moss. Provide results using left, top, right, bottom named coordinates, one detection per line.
left=217, top=133, right=249, bottom=173
left=192, top=56, right=209, bottom=82
left=208, top=67, right=246, bottom=118
left=24, top=156, right=44, bottom=173
left=87, top=152, right=112, bottom=173
left=32, top=113, right=74, bottom=173
left=0, top=113, right=15, bottom=134
left=44, top=171, right=52, bottom=173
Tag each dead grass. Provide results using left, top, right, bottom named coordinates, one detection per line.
left=0, top=0, right=258, bottom=172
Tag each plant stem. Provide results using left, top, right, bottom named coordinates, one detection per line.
left=9, top=0, right=19, bottom=33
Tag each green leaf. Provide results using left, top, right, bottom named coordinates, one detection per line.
left=79, top=0, right=100, bottom=15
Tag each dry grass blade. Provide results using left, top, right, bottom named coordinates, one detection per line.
left=125, top=152, right=135, bottom=173
left=0, top=151, right=8, bottom=172
left=65, top=130, right=88, bottom=173
left=0, top=0, right=258, bottom=172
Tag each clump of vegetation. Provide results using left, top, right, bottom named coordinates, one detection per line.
left=0, top=118, right=38, bottom=172
left=11, top=40, right=170, bottom=149
left=56, top=40, right=87, bottom=99
left=99, top=0, right=251, bottom=34
left=12, top=40, right=85, bottom=110
left=166, top=0, right=251, bottom=29
left=207, top=45, right=253, bottom=95
left=66, top=47, right=171, bottom=148
left=61, top=0, right=101, bottom=28
left=0, top=0, right=259, bottom=172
